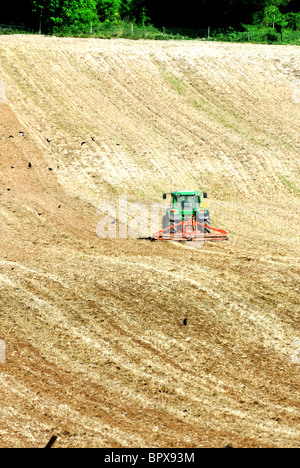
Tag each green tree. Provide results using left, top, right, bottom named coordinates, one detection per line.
left=129, top=0, right=150, bottom=25
left=262, top=4, right=288, bottom=28
left=4, top=0, right=299, bottom=34
left=96, top=0, right=121, bottom=23
left=119, top=0, right=134, bottom=21
left=32, top=0, right=98, bottom=33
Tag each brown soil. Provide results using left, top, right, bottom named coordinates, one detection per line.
left=0, top=36, right=299, bottom=448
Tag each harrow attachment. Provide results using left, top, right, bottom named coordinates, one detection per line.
left=151, top=219, right=228, bottom=242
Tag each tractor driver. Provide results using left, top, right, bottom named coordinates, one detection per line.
left=182, top=195, right=193, bottom=208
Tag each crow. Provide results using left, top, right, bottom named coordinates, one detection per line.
left=183, top=318, right=188, bottom=326
left=28, top=162, right=32, bottom=168
left=81, top=141, right=86, bottom=146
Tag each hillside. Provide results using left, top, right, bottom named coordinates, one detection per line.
left=0, top=35, right=299, bottom=448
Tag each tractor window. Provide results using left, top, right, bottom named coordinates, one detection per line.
left=175, top=195, right=199, bottom=209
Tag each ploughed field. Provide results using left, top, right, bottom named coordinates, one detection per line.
left=0, top=36, right=299, bottom=448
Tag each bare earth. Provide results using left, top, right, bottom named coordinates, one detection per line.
left=0, top=35, right=299, bottom=448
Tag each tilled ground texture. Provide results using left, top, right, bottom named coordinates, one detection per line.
left=0, top=36, right=299, bottom=448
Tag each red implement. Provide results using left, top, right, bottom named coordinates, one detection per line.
left=151, top=219, right=228, bottom=242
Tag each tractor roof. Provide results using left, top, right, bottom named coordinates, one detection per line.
left=171, top=190, right=201, bottom=195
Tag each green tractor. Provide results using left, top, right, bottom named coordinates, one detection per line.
left=151, top=190, right=228, bottom=242
left=162, top=190, right=211, bottom=233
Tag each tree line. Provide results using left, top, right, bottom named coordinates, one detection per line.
left=2, top=0, right=299, bottom=34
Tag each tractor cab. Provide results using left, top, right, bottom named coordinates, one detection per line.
left=172, top=191, right=206, bottom=212
left=163, top=191, right=208, bottom=223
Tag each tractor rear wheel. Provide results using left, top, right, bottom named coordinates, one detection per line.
left=204, top=216, right=211, bottom=234
left=162, top=213, right=181, bottom=234
left=162, top=214, right=168, bottom=230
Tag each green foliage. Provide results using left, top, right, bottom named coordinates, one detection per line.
left=96, top=0, right=121, bottom=24
left=285, top=12, right=300, bottom=29
left=2, top=0, right=300, bottom=42
left=32, top=0, right=98, bottom=33
left=261, top=4, right=288, bottom=28
left=212, top=24, right=300, bottom=44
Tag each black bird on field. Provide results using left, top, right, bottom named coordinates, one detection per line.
left=28, top=162, right=32, bottom=168
left=47, top=138, right=51, bottom=143
left=183, top=318, right=188, bottom=326
left=81, top=141, right=86, bottom=146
